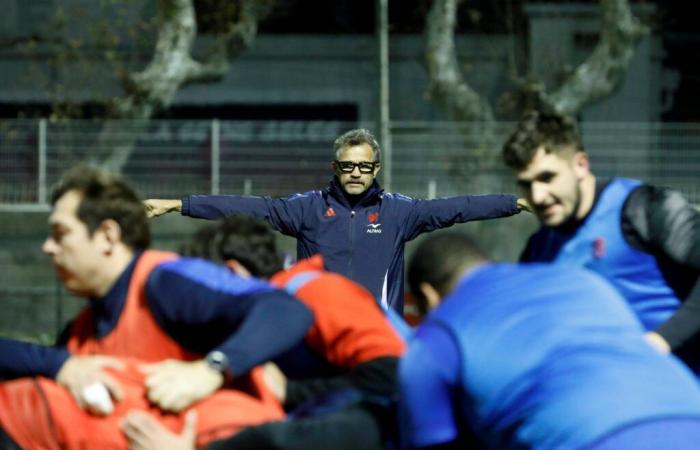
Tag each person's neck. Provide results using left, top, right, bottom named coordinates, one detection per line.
left=574, top=174, right=597, bottom=221
left=93, top=246, right=136, bottom=298
left=344, top=191, right=365, bottom=208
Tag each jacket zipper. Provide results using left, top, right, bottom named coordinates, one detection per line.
left=349, top=210, right=355, bottom=278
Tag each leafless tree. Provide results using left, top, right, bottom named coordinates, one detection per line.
left=424, top=0, right=648, bottom=162
left=95, top=0, right=275, bottom=171
left=423, top=0, right=649, bottom=253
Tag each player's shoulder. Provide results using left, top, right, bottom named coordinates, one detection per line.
left=381, top=192, right=414, bottom=202
left=626, top=183, right=690, bottom=213
left=286, top=189, right=324, bottom=201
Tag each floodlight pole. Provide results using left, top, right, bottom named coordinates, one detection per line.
left=377, top=0, right=392, bottom=191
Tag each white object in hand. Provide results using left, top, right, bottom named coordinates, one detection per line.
left=82, top=382, right=114, bottom=414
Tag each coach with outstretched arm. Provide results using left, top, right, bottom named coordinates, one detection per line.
left=145, top=128, right=529, bottom=313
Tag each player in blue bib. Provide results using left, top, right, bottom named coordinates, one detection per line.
left=502, top=110, right=700, bottom=369
left=400, top=232, right=700, bottom=450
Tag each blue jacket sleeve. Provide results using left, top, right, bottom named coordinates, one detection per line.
left=182, top=194, right=308, bottom=237
left=145, top=258, right=314, bottom=377
left=0, top=338, right=70, bottom=380
left=400, top=194, right=519, bottom=241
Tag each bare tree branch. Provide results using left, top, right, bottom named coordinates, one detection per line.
left=423, top=0, right=647, bottom=190
left=186, top=0, right=274, bottom=83
left=540, top=0, right=649, bottom=114
left=112, top=0, right=198, bottom=119
left=425, top=0, right=647, bottom=121
left=97, top=0, right=274, bottom=172
left=424, top=0, right=493, bottom=124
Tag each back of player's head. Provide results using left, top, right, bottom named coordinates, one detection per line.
left=50, top=165, right=150, bottom=249
left=183, top=216, right=283, bottom=278
left=408, top=232, right=487, bottom=315
left=502, top=109, right=583, bottom=170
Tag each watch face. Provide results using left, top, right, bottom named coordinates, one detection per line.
left=206, top=351, right=229, bottom=372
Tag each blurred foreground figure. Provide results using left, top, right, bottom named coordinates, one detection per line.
left=400, top=232, right=700, bottom=450
left=502, top=110, right=700, bottom=366
left=0, top=167, right=314, bottom=450
left=121, top=216, right=407, bottom=450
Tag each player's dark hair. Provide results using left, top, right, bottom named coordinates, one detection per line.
left=183, top=216, right=283, bottom=279
left=502, top=109, right=583, bottom=170
left=50, top=165, right=150, bottom=249
left=408, top=232, right=487, bottom=316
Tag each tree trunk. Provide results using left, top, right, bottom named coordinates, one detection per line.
left=424, top=0, right=495, bottom=160
left=93, top=0, right=274, bottom=173
left=423, top=0, right=648, bottom=193
left=539, top=0, right=649, bottom=114
left=424, top=0, right=648, bottom=145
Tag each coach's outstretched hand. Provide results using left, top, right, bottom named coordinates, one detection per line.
left=517, top=198, right=533, bottom=213
left=143, top=199, right=182, bottom=218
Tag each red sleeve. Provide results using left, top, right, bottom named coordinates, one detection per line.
left=296, top=273, right=406, bottom=367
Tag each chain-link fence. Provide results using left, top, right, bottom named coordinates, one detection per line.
left=2, top=119, right=699, bottom=207
left=1, top=118, right=699, bottom=340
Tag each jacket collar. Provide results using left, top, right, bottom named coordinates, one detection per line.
left=89, top=251, right=143, bottom=337
left=328, top=177, right=383, bottom=207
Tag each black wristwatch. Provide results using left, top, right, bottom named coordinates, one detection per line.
left=205, top=350, right=230, bottom=375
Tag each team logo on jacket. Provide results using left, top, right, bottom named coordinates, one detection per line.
left=592, top=237, right=606, bottom=259
left=324, top=207, right=336, bottom=218
left=367, top=212, right=381, bottom=234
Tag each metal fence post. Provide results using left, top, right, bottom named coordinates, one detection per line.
left=211, top=119, right=220, bottom=195
left=428, top=179, right=436, bottom=199
left=377, top=0, right=392, bottom=191
left=38, top=119, right=47, bottom=204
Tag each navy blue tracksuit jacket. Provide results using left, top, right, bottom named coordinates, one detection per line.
left=182, top=178, right=519, bottom=313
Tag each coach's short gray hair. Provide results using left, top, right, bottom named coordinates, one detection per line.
left=333, top=129, right=381, bottom=162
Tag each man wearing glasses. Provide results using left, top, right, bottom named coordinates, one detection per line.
left=145, top=128, right=528, bottom=313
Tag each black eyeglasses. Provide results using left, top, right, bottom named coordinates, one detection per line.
left=334, top=160, right=379, bottom=174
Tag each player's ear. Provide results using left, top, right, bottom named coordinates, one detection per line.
left=419, top=282, right=442, bottom=311
left=97, top=219, right=122, bottom=255
left=225, top=259, right=252, bottom=278
left=572, top=151, right=590, bottom=179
